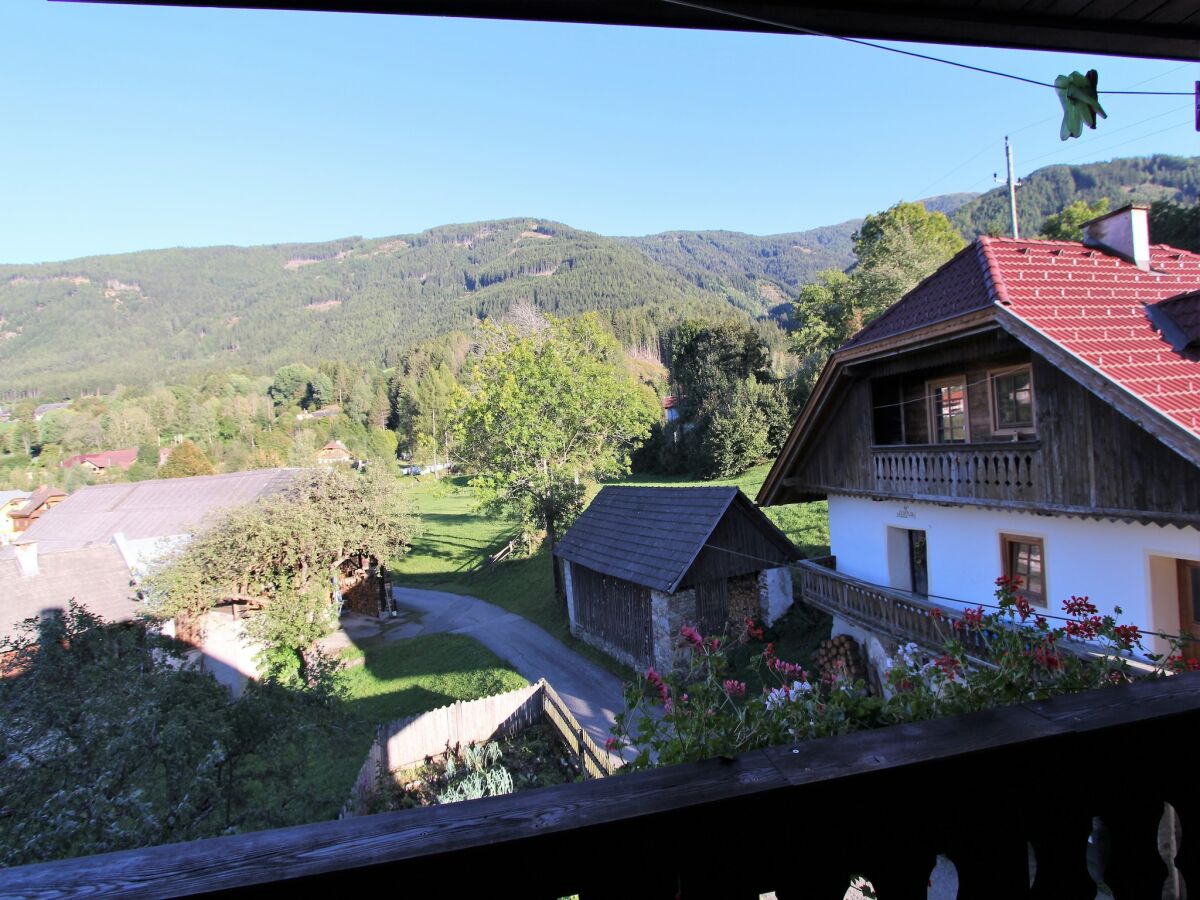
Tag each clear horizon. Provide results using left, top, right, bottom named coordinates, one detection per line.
left=4, top=1, right=1197, bottom=264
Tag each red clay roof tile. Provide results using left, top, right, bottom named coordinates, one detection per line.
left=839, top=236, right=1200, bottom=438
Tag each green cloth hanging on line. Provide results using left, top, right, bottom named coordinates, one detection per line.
left=1055, top=70, right=1107, bottom=141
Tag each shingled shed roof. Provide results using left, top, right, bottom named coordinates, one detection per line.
left=553, top=486, right=798, bottom=594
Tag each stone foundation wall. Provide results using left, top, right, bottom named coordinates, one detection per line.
left=831, top=615, right=896, bottom=697
left=651, top=587, right=697, bottom=674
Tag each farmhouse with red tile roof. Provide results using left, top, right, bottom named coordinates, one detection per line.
left=760, top=205, right=1200, bottom=668
left=62, top=447, right=139, bottom=474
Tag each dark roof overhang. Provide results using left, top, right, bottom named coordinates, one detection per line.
left=75, top=1, right=1200, bottom=61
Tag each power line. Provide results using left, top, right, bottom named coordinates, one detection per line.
left=660, top=0, right=1194, bottom=96
left=1017, top=104, right=1194, bottom=169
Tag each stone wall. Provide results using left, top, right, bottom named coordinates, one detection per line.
left=651, top=587, right=697, bottom=674
left=830, top=615, right=896, bottom=697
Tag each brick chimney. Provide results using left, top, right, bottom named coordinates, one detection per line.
left=14, top=541, right=38, bottom=577
left=1082, top=203, right=1151, bottom=271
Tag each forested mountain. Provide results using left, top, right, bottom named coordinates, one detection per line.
left=0, top=220, right=794, bottom=397
left=624, top=194, right=976, bottom=319
left=2, top=156, right=1194, bottom=398
left=952, top=154, right=1200, bottom=238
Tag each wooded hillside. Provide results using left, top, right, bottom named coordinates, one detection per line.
left=3, top=154, right=1195, bottom=398
left=953, top=154, right=1200, bottom=238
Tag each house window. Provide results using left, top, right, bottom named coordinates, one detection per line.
left=927, top=378, right=967, bottom=443
left=1001, top=534, right=1046, bottom=607
left=991, top=366, right=1034, bottom=433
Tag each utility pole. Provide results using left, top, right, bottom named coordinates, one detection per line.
left=996, top=136, right=1022, bottom=239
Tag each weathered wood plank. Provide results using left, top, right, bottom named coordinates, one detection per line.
left=6, top=674, right=1198, bottom=898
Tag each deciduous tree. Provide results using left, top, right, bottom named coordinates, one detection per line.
left=143, top=468, right=415, bottom=683
left=452, top=313, right=657, bottom=599
left=159, top=439, right=215, bottom=478
left=792, top=201, right=964, bottom=397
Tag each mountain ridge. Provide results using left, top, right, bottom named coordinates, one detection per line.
left=3, top=155, right=1196, bottom=397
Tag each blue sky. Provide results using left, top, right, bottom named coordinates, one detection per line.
left=3, top=1, right=1197, bottom=263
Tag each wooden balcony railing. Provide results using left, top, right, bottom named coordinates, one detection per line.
left=872, top=443, right=1041, bottom=503
left=797, top=557, right=993, bottom=661
left=3, top=673, right=1198, bottom=898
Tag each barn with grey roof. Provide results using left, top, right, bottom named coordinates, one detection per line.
left=1, top=469, right=296, bottom=644
left=553, top=486, right=799, bottom=673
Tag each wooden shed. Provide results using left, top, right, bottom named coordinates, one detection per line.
left=553, top=486, right=800, bottom=673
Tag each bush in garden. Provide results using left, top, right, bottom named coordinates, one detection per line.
left=610, top=576, right=1200, bottom=770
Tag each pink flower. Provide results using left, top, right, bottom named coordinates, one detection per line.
left=680, top=625, right=704, bottom=650
left=604, top=737, right=619, bottom=753
left=723, top=679, right=747, bottom=698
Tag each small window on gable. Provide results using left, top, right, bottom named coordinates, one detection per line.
left=991, top=366, right=1034, bottom=433
left=927, top=377, right=967, bottom=443
left=1001, top=534, right=1047, bottom=607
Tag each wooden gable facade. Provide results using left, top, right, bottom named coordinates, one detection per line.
left=766, top=327, right=1200, bottom=528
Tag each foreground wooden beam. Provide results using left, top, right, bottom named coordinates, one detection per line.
left=5, top=672, right=1199, bottom=898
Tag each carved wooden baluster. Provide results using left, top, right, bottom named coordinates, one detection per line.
left=1098, top=797, right=1170, bottom=897
left=1164, top=795, right=1193, bottom=899
left=945, top=824, right=1033, bottom=898
left=1027, top=809, right=1096, bottom=898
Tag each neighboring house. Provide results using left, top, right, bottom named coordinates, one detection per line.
left=758, top=205, right=1200, bottom=667
left=0, top=491, right=31, bottom=544
left=8, top=485, right=67, bottom=535
left=0, top=469, right=297, bottom=646
left=553, top=486, right=799, bottom=673
left=661, top=395, right=680, bottom=424
left=62, top=447, right=138, bottom=474
left=317, top=440, right=353, bottom=465
left=33, top=401, right=70, bottom=421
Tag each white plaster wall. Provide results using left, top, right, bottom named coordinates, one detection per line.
left=759, top=566, right=794, bottom=626
left=828, top=494, right=1200, bottom=650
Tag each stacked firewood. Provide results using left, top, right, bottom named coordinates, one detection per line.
left=813, top=634, right=866, bottom=683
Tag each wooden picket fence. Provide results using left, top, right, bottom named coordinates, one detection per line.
left=342, top=679, right=618, bottom=817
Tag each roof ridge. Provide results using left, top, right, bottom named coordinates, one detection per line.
left=975, top=236, right=1009, bottom=306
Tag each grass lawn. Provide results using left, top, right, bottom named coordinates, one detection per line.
left=307, top=633, right=528, bottom=817
left=389, top=466, right=830, bottom=682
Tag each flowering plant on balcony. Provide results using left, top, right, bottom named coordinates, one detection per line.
left=610, top=582, right=1199, bottom=770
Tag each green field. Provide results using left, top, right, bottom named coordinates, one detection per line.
left=389, top=465, right=830, bottom=679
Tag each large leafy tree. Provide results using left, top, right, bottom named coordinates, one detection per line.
left=159, top=439, right=216, bottom=478
left=792, top=201, right=965, bottom=396
left=0, top=603, right=348, bottom=866
left=452, top=312, right=658, bottom=598
left=670, top=318, right=770, bottom=419
left=1150, top=200, right=1200, bottom=253
left=144, top=468, right=415, bottom=683
left=1039, top=198, right=1110, bottom=240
